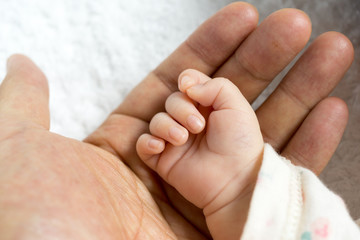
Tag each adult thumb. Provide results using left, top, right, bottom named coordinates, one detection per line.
left=0, top=54, right=50, bottom=129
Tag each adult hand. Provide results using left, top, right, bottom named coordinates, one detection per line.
left=0, top=55, right=178, bottom=239
left=85, top=2, right=354, bottom=238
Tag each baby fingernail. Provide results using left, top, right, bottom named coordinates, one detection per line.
left=180, top=76, right=194, bottom=90
left=187, top=115, right=204, bottom=132
left=169, top=127, right=186, bottom=143
left=148, top=138, right=163, bottom=149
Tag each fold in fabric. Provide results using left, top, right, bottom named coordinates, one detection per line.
left=241, top=144, right=360, bottom=239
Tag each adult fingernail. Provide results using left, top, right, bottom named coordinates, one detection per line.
left=187, top=115, right=204, bottom=133
left=169, top=126, right=187, bottom=143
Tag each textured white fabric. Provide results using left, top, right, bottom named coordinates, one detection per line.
left=242, top=144, right=360, bottom=240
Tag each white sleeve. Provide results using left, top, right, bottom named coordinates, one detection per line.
left=241, top=144, right=360, bottom=240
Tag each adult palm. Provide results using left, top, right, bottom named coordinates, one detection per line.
left=0, top=56, right=178, bottom=239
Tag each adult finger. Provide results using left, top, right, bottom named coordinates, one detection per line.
left=281, top=97, right=348, bottom=175
left=86, top=1, right=259, bottom=172
left=256, top=32, right=354, bottom=151
left=214, top=8, right=312, bottom=102
left=0, top=54, right=50, bottom=129
left=114, top=2, right=259, bottom=121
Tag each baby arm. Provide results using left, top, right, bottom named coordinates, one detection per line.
left=137, top=69, right=264, bottom=239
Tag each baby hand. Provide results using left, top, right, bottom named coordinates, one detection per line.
left=136, top=69, right=264, bottom=239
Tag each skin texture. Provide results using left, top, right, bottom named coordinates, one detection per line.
left=0, top=56, right=177, bottom=240
left=0, top=2, right=354, bottom=239
left=136, top=69, right=265, bottom=240
left=86, top=3, right=352, bottom=237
